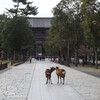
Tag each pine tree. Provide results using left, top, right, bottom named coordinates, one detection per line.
left=6, top=0, right=38, bottom=17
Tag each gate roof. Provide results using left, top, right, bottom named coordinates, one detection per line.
left=28, top=17, right=52, bottom=28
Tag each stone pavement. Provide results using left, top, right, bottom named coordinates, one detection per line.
left=0, top=59, right=100, bottom=100
left=27, top=60, right=85, bottom=100
left=0, top=60, right=35, bottom=100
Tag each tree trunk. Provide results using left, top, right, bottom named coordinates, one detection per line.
left=59, top=40, right=63, bottom=64
left=14, top=51, right=16, bottom=61
left=84, top=56, right=87, bottom=64
left=67, top=40, right=70, bottom=66
left=82, top=57, right=84, bottom=66
left=93, top=57, right=95, bottom=65
left=20, top=53, right=23, bottom=60
left=95, top=49, right=98, bottom=69
left=16, top=0, right=19, bottom=16
left=75, top=47, right=78, bottom=66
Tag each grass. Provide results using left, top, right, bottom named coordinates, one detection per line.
left=0, top=60, right=24, bottom=66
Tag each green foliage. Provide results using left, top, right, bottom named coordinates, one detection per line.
left=6, top=0, right=38, bottom=17
left=0, top=14, right=8, bottom=50
left=0, top=14, right=7, bottom=33
left=12, top=0, right=27, bottom=4
left=46, top=0, right=84, bottom=57
left=81, top=0, right=100, bottom=49
left=2, top=16, right=34, bottom=53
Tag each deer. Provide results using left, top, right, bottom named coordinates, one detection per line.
left=56, top=66, right=66, bottom=85
left=45, top=67, right=55, bottom=84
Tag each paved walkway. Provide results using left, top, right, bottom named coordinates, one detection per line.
left=0, top=59, right=100, bottom=100
left=27, top=60, right=85, bottom=100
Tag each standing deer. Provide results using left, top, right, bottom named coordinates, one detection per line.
left=56, top=66, right=66, bottom=85
left=45, top=67, right=55, bottom=84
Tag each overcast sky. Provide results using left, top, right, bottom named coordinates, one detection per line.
left=0, top=0, right=100, bottom=17
left=0, top=0, right=61, bottom=17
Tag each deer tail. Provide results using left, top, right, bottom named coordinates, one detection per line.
left=62, top=70, right=66, bottom=75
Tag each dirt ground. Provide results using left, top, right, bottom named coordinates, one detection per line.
left=70, top=65, right=100, bottom=78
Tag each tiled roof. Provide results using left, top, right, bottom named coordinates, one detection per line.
left=28, top=17, right=52, bottom=28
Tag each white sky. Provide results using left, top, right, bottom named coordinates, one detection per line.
left=0, top=0, right=61, bottom=17
left=0, top=0, right=100, bottom=17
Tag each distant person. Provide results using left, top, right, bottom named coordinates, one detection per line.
left=53, top=57, right=56, bottom=62
left=29, top=56, right=32, bottom=63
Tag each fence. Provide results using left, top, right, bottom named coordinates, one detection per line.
left=0, top=63, right=8, bottom=70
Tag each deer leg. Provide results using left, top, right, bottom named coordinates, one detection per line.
left=49, top=80, right=50, bottom=84
left=49, top=77, right=51, bottom=84
left=50, top=77, right=52, bottom=84
left=62, top=77, right=64, bottom=85
left=57, top=75, right=59, bottom=84
left=60, top=77, right=62, bottom=84
left=46, top=77, right=48, bottom=84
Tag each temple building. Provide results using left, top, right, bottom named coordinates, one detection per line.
left=28, top=17, right=52, bottom=57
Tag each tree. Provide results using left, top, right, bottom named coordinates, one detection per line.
left=1, top=0, right=38, bottom=61
left=6, top=0, right=38, bottom=17
left=0, top=14, right=8, bottom=58
left=80, top=0, right=100, bottom=68
left=48, top=3, right=69, bottom=63
left=2, top=16, right=35, bottom=60
left=47, top=0, right=84, bottom=66
left=78, top=45, right=93, bottom=65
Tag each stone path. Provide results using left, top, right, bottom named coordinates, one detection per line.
left=0, top=59, right=100, bottom=100
left=0, top=60, right=35, bottom=100
left=27, top=61, right=85, bottom=100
